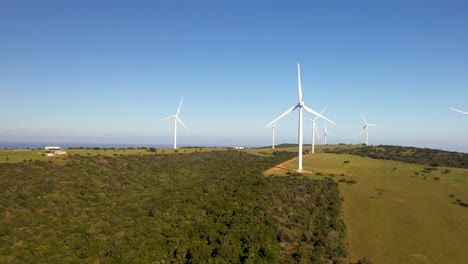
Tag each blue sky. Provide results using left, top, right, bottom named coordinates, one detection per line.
left=1, top=0, right=467, bottom=151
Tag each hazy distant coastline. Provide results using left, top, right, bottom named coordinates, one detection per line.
left=1, top=141, right=466, bottom=154
left=0, top=142, right=262, bottom=150
left=0, top=142, right=174, bottom=150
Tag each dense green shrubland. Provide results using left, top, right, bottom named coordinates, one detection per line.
left=0, top=150, right=348, bottom=263
left=325, top=145, right=468, bottom=168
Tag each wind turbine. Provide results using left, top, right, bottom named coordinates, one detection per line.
left=266, top=63, right=336, bottom=171
left=268, top=122, right=280, bottom=149
left=323, top=122, right=331, bottom=145
left=161, top=98, right=189, bottom=149
left=361, top=113, right=379, bottom=145
left=450, top=108, right=468, bottom=115
left=303, top=106, right=328, bottom=154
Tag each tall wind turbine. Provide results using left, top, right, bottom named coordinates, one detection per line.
left=303, top=106, right=328, bottom=154
left=266, top=63, right=336, bottom=171
left=268, top=122, right=279, bottom=149
left=450, top=108, right=468, bottom=115
left=161, top=98, right=189, bottom=149
left=361, top=113, right=379, bottom=145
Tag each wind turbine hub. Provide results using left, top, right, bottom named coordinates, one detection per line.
left=299, top=101, right=304, bottom=107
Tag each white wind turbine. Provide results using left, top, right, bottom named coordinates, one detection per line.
left=268, top=122, right=280, bottom=149
left=361, top=113, right=379, bottom=145
left=323, top=122, right=331, bottom=145
left=266, top=63, right=336, bottom=171
left=450, top=108, right=468, bottom=115
left=303, top=106, right=328, bottom=154
left=161, top=98, right=189, bottom=149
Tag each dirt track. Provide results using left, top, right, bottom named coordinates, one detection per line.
left=263, top=157, right=298, bottom=175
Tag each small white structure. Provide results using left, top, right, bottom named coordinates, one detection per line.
left=233, top=147, right=245, bottom=150
left=44, top=146, right=66, bottom=155
left=44, top=146, right=62, bottom=151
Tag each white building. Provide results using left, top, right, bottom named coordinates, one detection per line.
left=44, top=146, right=62, bottom=151
left=44, top=146, right=66, bottom=155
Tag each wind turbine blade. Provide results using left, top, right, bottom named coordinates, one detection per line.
left=367, top=124, right=380, bottom=127
left=176, top=98, right=184, bottom=116
left=176, top=117, right=189, bottom=132
left=450, top=108, right=468, bottom=115
left=303, top=105, right=336, bottom=125
left=313, top=106, right=328, bottom=121
left=361, top=113, right=368, bottom=125
left=297, top=63, right=302, bottom=102
left=161, top=115, right=175, bottom=121
left=266, top=104, right=299, bottom=127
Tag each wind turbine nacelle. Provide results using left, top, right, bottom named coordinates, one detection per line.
left=299, top=101, right=304, bottom=107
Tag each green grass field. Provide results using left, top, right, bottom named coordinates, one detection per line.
left=0, top=149, right=51, bottom=163
left=278, top=151, right=468, bottom=264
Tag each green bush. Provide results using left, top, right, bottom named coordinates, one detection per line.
left=346, top=180, right=357, bottom=185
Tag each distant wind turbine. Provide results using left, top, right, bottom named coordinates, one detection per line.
left=303, top=106, right=328, bottom=154
left=450, top=108, right=468, bottom=115
left=361, top=113, right=379, bottom=145
left=268, top=122, right=280, bottom=149
left=161, top=98, right=189, bottom=149
left=266, top=63, right=336, bottom=171
left=323, top=122, right=331, bottom=145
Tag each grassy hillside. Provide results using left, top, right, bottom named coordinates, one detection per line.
left=324, top=145, right=468, bottom=168
left=0, top=144, right=350, bottom=165
left=0, top=147, right=229, bottom=164
left=276, top=151, right=468, bottom=264
left=0, top=149, right=52, bottom=164
left=0, top=150, right=351, bottom=263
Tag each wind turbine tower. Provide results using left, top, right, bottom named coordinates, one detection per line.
left=161, top=98, right=189, bottom=149
left=361, top=113, right=379, bottom=145
left=266, top=63, right=335, bottom=171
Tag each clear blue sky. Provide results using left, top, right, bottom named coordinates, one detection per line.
left=1, top=0, right=467, bottom=151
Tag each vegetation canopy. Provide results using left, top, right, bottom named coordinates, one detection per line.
left=0, top=150, right=350, bottom=263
